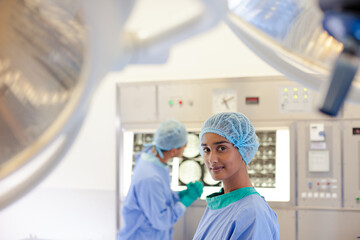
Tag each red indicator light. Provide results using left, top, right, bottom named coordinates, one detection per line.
left=179, top=100, right=183, bottom=105
left=245, top=97, right=259, bottom=104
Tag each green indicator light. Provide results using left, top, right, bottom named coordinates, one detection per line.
left=169, top=100, right=173, bottom=106
left=357, top=197, right=360, bottom=201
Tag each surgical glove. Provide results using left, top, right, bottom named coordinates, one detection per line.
left=179, top=181, right=204, bottom=199
left=179, top=181, right=204, bottom=207
left=190, top=181, right=204, bottom=197
left=179, top=190, right=198, bottom=208
left=178, top=189, right=187, bottom=199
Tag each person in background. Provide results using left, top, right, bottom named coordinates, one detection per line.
left=118, top=119, right=203, bottom=240
left=193, top=112, right=279, bottom=240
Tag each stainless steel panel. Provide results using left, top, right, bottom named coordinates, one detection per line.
left=297, top=121, right=342, bottom=208
left=119, top=85, right=157, bottom=123
left=275, top=209, right=296, bottom=240
left=298, top=210, right=360, bottom=240
left=343, top=102, right=360, bottom=119
left=181, top=201, right=206, bottom=240
left=343, top=121, right=360, bottom=209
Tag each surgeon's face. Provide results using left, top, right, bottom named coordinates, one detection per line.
left=174, top=144, right=186, bottom=157
left=201, top=133, right=244, bottom=183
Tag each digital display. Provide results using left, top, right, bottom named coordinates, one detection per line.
left=353, top=128, right=360, bottom=135
left=246, top=97, right=259, bottom=104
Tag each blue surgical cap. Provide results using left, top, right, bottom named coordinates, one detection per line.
left=199, top=112, right=259, bottom=164
left=154, top=119, right=188, bottom=158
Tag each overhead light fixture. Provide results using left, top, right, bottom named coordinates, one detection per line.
left=225, top=0, right=360, bottom=116
left=0, top=0, right=226, bottom=210
left=317, top=0, right=360, bottom=116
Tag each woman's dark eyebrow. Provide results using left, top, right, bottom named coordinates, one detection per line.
left=213, top=141, right=231, bottom=145
left=201, top=141, right=230, bottom=146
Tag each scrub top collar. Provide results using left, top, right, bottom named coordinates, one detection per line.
left=206, top=187, right=260, bottom=210
left=141, top=152, right=168, bottom=169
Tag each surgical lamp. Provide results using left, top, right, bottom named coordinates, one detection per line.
left=226, top=0, right=360, bottom=117
left=318, top=0, right=360, bottom=116
left=0, top=0, right=226, bottom=210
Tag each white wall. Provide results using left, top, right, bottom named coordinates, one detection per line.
left=0, top=13, right=282, bottom=240
left=113, top=22, right=281, bottom=82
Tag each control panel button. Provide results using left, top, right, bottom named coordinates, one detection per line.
left=301, top=192, right=307, bottom=199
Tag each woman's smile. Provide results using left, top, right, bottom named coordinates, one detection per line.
left=209, top=165, right=225, bottom=174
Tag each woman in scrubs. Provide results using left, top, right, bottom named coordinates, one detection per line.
left=193, top=112, right=280, bottom=240
left=118, top=119, right=203, bottom=240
